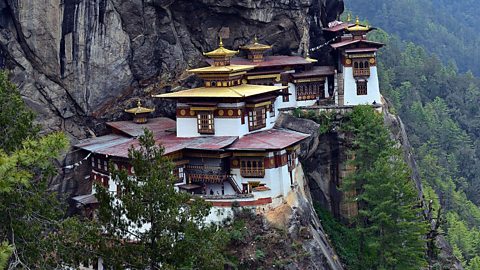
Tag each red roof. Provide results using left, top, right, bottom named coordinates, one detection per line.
left=228, top=129, right=309, bottom=151
left=331, top=39, right=384, bottom=50
left=207, top=56, right=311, bottom=69
left=291, top=66, right=335, bottom=79
left=76, top=133, right=238, bottom=158
left=76, top=117, right=237, bottom=157
left=107, top=117, right=176, bottom=137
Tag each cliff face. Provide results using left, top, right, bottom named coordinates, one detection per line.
left=0, top=0, right=344, bottom=139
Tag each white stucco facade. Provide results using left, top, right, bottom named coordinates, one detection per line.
left=342, top=66, right=382, bottom=106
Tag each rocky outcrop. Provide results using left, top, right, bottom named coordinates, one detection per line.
left=0, top=0, right=344, bottom=140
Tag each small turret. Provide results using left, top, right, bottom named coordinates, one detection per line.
left=125, top=100, right=155, bottom=124
left=203, top=37, right=239, bottom=67
left=239, top=36, right=272, bottom=63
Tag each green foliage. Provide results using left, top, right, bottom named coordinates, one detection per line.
left=314, top=205, right=360, bottom=268
left=345, top=0, right=480, bottom=76
left=293, top=110, right=335, bottom=134
left=360, top=28, right=480, bottom=267
left=0, top=242, right=12, bottom=269
left=341, top=106, right=429, bottom=269
left=95, top=129, right=227, bottom=269
left=0, top=70, right=38, bottom=154
left=0, top=71, right=104, bottom=269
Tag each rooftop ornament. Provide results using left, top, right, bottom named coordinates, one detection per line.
left=239, top=35, right=272, bottom=63
left=305, top=52, right=318, bottom=63
left=203, top=37, right=239, bottom=66
left=125, top=100, right=155, bottom=124
left=347, top=16, right=370, bottom=32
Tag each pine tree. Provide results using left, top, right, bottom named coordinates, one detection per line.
left=0, top=70, right=38, bottom=154
left=0, top=70, right=102, bottom=268
left=343, top=105, right=429, bottom=269
left=95, top=129, right=227, bottom=269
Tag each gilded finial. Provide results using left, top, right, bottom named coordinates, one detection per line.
left=219, top=36, right=224, bottom=48
left=355, top=16, right=360, bottom=25
left=347, top=13, right=352, bottom=22
left=254, top=35, right=258, bottom=44
left=137, top=99, right=142, bottom=107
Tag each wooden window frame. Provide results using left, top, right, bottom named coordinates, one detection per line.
left=282, top=88, right=289, bottom=102
left=352, top=59, right=370, bottom=77
left=248, top=107, right=267, bottom=131
left=197, top=111, right=215, bottom=134
left=287, top=151, right=297, bottom=172
left=356, top=80, right=368, bottom=95
left=296, top=82, right=324, bottom=101
left=240, top=159, right=265, bottom=178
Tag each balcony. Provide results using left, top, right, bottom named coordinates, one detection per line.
left=185, top=165, right=227, bottom=184
left=353, top=68, right=370, bottom=77
left=240, top=168, right=265, bottom=178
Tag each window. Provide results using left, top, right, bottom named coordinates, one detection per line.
left=296, top=82, right=324, bottom=101
left=353, top=59, right=370, bottom=77
left=287, top=151, right=297, bottom=172
left=270, top=102, right=275, bottom=117
left=282, top=88, right=290, bottom=102
left=240, top=159, right=265, bottom=178
left=248, top=107, right=267, bottom=131
left=197, top=112, right=214, bottom=134
left=356, top=80, right=368, bottom=95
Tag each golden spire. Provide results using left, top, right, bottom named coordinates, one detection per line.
left=355, top=16, right=360, bottom=25
left=219, top=36, right=224, bottom=47
left=254, top=35, right=259, bottom=44
left=347, top=13, right=352, bottom=23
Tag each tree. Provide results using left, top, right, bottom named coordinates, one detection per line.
left=95, top=129, right=227, bottom=269
left=0, top=70, right=38, bottom=154
left=343, top=106, right=429, bottom=269
left=0, top=70, right=102, bottom=268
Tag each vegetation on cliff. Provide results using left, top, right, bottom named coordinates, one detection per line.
left=362, top=29, right=480, bottom=268
left=94, top=130, right=227, bottom=269
left=0, top=70, right=97, bottom=268
left=315, top=106, right=429, bottom=269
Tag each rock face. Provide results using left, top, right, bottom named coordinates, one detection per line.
left=0, top=0, right=344, bottom=140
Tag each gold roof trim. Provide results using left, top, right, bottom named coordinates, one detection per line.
left=347, top=16, right=370, bottom=32
left=305, top=52, right=318, bottom=63
left=154, top=84, right=286, bottom=99
left=125, top=100, right=155, bottom=115
left=203, top=37, right=239, bottom=58
left=240, top=36, right=272, bottom=51
left=188, top=64, right=255, bottom=74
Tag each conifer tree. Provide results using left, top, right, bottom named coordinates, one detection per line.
left=95, top=129, right=227, bottom=269
left=343, top=105, right=429, bottom=269
left=0, top=70, right=102, bottom=268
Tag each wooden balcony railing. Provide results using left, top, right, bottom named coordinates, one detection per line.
left=240, top=168, right=265, bottom=178
left=353, top=68, right=370, bottom=77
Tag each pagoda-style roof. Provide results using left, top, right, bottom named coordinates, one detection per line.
left=203, top=38, right=239, bottom=58
left=124, top=100, right=155, bottom=115
left=240, top=37, right=272, bottom=51
left=154, top=84, right=286, bottom=99
left=347, top=17, right=371, bottom=32
left=188, top=64, right=255, bottom=74
left=331, top=39, right=384, bottom=50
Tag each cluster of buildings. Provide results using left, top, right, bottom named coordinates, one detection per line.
left=72, top=17, right=383, bottom=221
